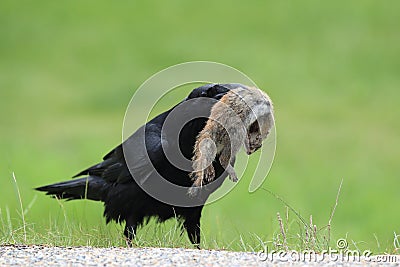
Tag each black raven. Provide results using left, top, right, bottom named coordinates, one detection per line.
left=36, top=83, right=245, bottom=248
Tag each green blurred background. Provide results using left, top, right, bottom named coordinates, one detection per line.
left=1, top=1, right=399, bottom=252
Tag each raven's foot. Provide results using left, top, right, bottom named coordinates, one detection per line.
left=125, top=238, right=133, bottom=248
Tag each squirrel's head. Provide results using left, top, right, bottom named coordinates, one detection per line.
left=245, top=110, right=274, bottom=155
left=242, top=90, right=274, bottom=155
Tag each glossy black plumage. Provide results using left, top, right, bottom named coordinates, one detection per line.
left=36, top=83, right=241, bottom=248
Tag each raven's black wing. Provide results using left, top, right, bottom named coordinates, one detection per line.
left=73, top=83, right=235, bottom=185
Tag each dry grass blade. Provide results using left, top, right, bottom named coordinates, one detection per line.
left=327, top=178, right=343, bottom=246
left=276, top=212, right=287, bottom=250
left=11, top=172, right=26, bottom=243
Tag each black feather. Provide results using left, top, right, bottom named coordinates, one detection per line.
left=35, top=83, right=241, bottom=247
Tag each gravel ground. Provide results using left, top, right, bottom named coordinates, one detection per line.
left=0, top=245, right=398, bottom=266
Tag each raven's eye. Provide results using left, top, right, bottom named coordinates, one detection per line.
left=249, top=121, right=260, bottom=134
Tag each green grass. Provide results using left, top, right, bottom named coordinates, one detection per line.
left=1, top=0, right=400, bottom=254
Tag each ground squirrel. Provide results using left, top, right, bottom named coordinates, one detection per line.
left=188, top=85, right=274, bottom=196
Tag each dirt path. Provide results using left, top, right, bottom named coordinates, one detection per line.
left=0, top=245, right=398, bottom=266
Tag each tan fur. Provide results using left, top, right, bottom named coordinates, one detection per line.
left=188, top=86, right=274, bottom=196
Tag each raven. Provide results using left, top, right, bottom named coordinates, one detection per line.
left=36, top=83, right=247, bottom=248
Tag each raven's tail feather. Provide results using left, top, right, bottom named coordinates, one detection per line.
left=35, top=176, right=107, bottom=201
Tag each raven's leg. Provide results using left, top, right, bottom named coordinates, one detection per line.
left=124, top=217, right=138, bottom=248
left=183, top=212, right=202, bottom=249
